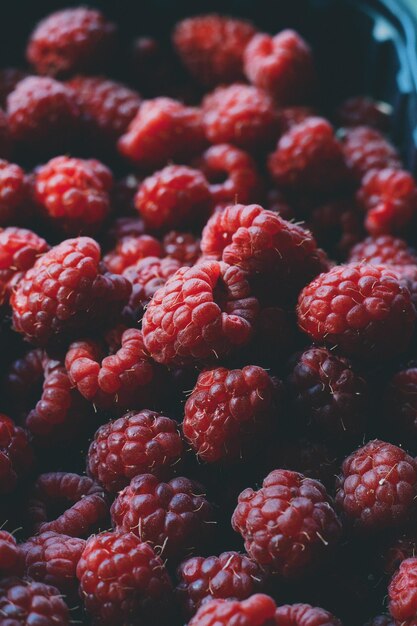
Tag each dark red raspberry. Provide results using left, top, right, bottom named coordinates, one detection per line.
left=111, top=474, right=213, bottom=561
left=0, top=68, right=28, bottom=108
left=87, top=410, right=184, bottom=493
left=0, top=531, right=22, bottom=575
left=142, top=260, right=259, bottom=365
left=388, top=557, right=417, bottom=624
left=176, top=551, right=265, bottom=618
left=163, top=231, right=200, bottom=265
left=383, top=533, right=417, bottom=577
left=173, top=14, right=256, bottom=87
left=11, top=237, right=131, bottom=347
left=275, top=603, right=342, bottom=625
left=276, top=106, right=316, bottom=134
left=118, top=97, right=206, bottom=169
left=188, top=594, right=277, bottom=626
left=336, top=96, right=392, bottom=131
left=348, top=235, right=417, bottom=266
left=244, top=30, right=315, bottom=105
left=0, top=577, right=69, bottom=626
left=287, top=347, right=369, bottom=440
left=308, top=198, right=365, bottom=260
left=135, top=165, right=211, bottom=231
left=0, top=414, right=33, bottom=494
left=0, top=160, right=28, bottom=226
left=232, top=469, right=341, bottom=577
left=364, top=617, right=394, bottom=626
left=7, top=76, right=79, bottom=155
left=28, top=472, right=108, bottom=538
left=77, top=530, right=173, bottom=625
left=202, top=84, right=278, bottom=151
left=358, top=168, right=417, bottom=236
left=341, top=126, right=401, bottom=182
left=268, top=117, right=347, bottom=195
left=103, top=235, right=163, bottom=274
left=20, top=531, right=85, bottom=597
left=34, top=156, right=113, bottom=235
left=183, top=366, right=277, bottom=463
left=26, top=7, right=116, bottom=77
left=384, top=366, right=417, bottom=438
left=297, top=263, right=416, bottom=360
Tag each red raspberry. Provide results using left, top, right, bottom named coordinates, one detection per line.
left=297, top=263, right=416, bottom=360
left=0, top=68, right=28, bottom=108
left=183, top=366, right=277, bottom=463
left=142, top=260, right=259, bottom=365
left=26, top=7, right=116, bottom=77
left=176, top=551, right=265, bottom=618
left=0, top=414, right=33, bottom=494
left=384, top=367, right=417, bottom=438
left=336, top=96, right=392, bottom=131
left=202, top=84, right=278, bottom=151
left=275, top=603, right=342, bottom=625
left=349, top=235, right=417, bottom=266
left=135, top=165, right=211, bottom=231
left=0, top=577, right=69, bottom=626
left=0, top=161, right=28, bottom=226
left=118, top=97, right=206, bottom=169
left=268, top=117, right=347, bottom=195
left=232, top=469, right=341, bottom=577
left=163, top=231, right=200, bottom=265
left=365, top=617, right=394, bottom=626
left=188, top=594, right=277, bottom=626
left=244, top=30, right=315, bottom=105
left=308, top=198, right=365, bottom=260
left=11, top=237, right=131, bottom=347
left=383, top=534, right=417, bottom=577
left=0, top=531, right=22, bottom=575
left=173, top=14, right=256, bottom=87
left=28, top=472, right=108, bottom=538
left=341, top=126, right=401, bottom=181
left=276, top=106, right=316, bottom=134
left=76, top=530, right=173, bottom=626
left=7, top=76, right=79, bottom=155
left=87, top=410, right=184, bottom=493
left=103, top=235, right=162, bottom=274
left=388, top=557, right=417, bottom=625
left=20, top=531, right=85, bottom=597
left=111, top=474, right=213, bottom=561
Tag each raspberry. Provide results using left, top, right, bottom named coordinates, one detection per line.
left=276, top=106, right=316, bottom=134
left=28, top=472, right=108, bottom=538
left=87, top=410, right=184, bottom=493
left=7, top=76, right=79, bottom=155
left=0, top=414, right=33, bottom=494
left=0, top=531, right=21, bottom=575
left=103, top=235, right=162, bottom=274
left=388, top=557, right=417, bottom=624
left=244, top=30, right=315, bottom=104
left=287, top=347, right=369, bottom=440
left=202, top=84, right=278, bottom=151
left=173, top=14, right=256, bottom=87
left=176, top=551, right=265, bottom=618
left=349, top=235, right=417, bottom=266
left=11, top=237, right=131, bottom=347
left=275, top=603, right=342, bottom=625
left=20, top=531, right=85, bottom=597
left=76, top=530, right=173, bottom=626
left=297, top=263, right=416, bottom=360
left=268, top=117, right=347, bottom=195
left=232, top=469, right=341, bottom=577
left=142, top=260, right=259, bottom=365
left=0, top=161, right=28, bottom=226
left=111, top=474, right=213, bottom=561
left=163, top=231, right=200, bottom=265
left=183, top=366, right=277, bottom=463
left=0, top=68, right=28, bottom=108
left=341, top=126, right=401, bottom=181
left=135, top=165, right=211, bottom=231
left=384, top=367, right=417, bottom=438
left=188, top=594, right=277, bottom=626
left=26, top=7, right=116, bottom=77
left=34, top=156, right=113, bottom=235
left=383, top=534, right=417, bottom=577
left=118, top=97, right=206, bottom=169
left=0, top=577, right=69, bottom=626
left=336, top=96, right=392, bottom=131
left=308, top=199, right=365, bottom=260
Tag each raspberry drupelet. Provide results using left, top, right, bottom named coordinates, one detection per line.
left=87, top=410, right=184, bottom=493
left=103, top=234, right=162, bottom=274
left=384, top=366, right=417, bottom=438
left=275, top=603, right=342, bottom=625
left=0, top=577, right=70, bottom=626
left=388, top=557, right=417, bottom=625
left=348, top=235, right=417, bottom=266
left=0, top=414, right=33, bottom=494
left=0, top=160, right=29, bottom=226
left=336, top=96, right=392, bottom=131
left=0, top=531, right=22, bottom=576
left=297, top=263, right=416, bottom=360
left=335, top=440, right=417, bottom=532
left=163, top=231, right=201, bottom=265
left=76, top=530, right=173, bottom=626
left=340, top=126, right=401, bottom=182
left=188, top=594, right=277, bottom=626
left=232, top=469, right=342, bottom=577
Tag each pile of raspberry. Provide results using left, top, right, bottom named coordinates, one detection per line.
left=0, top=6, right=415, bottom=626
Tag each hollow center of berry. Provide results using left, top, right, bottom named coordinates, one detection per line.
left=213, top=276, right=229, bottom=312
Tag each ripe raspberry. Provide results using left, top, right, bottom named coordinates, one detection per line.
left=308, top=199, right=365, bottom=260
left=336, top=96, right=392, bottom=131
left=383, top=533, right=417, bottom=577
left=388, top=557, right=417, bottom=624
left=103, top=235, right=162, bottom=274
left=275, top=603, right=342, bottom=625
left=0, top=68, right=28, bottom=108
left=28, top=472, right=108, bottom=538
left=232, top=469, right=341, bottom=577
left=111, top=474, right=213, bottom=561
left=0, top=414, right=33, bottom=494
left=0, top=160, right=28, bottom=226
left=349, top=235, right=417, bottom=266
left=7, top=76, right=79, bottom=155
left=135, top=165, right=211, bottom=231
left=26, top=7, right=116, bottom=77
left=0, top=531, right=21, bottom=575
left=183, top=366, right=277, bottom=463
left=34, top=156, right=113, bottom=235
left=0, top=577, right=69, bottom=626
left=268, top=117, right=347, bottom=195
left=188, top=594, right=277, bottom=626
left=341, top=126, right=401, bottom=181
left=276, top=106, right=316, bottom=134
left=118, top=97, right=206, bottom=169
left=11, top=237, right=131, bottom=347
left=297, top=263, right=416, bottom=360
left=384, top=366, right=417, bottom=438
left=176, top=551, right=265, bottom=618
left=244, top=30, right=315, bottom=104
left=20, top=531, right=85, bottom=597
left=202, top=84, right=278, bottom=151
left=173, top=14, right=256, bottom=87
left=163, top=231, right=200, bottom=265
left=142, top=260, right=259, bottom=365
left=87, top=410, right=183, bottom=493
left=76, top=530, right=173, bottom=626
